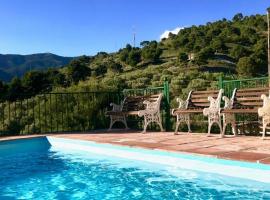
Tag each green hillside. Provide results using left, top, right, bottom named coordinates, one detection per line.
left=0, top=53, right=73, bottom=82
left=0, top=12, right=268, bottom=135
left=0, top=13, right=268, bottom=102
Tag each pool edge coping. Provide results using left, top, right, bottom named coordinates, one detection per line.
left=1, top=134, right=270, bottom=166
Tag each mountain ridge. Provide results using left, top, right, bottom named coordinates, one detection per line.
left=0, top=53, right=74, bottom=82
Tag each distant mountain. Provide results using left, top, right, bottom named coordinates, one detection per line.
left=0, top=53, right=74, bottom=82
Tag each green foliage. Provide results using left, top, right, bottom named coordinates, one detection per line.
left=119, top=44, right=141, bottom=67
left=47, top=69, right=67, bottom=87
left=194, top=47, right=214, bottom=65
left=233, top=13, right=243, bottom=21
left=178, top=51, right=188, bottom=62
left=22, top=71, right=50, bottom=93
left=91, top=63, right=107, bottom=76
left=67, top=59, right=91, bottom=83
left=141, top=41, right=162, bottom=63
left=106, top=59, right=123, bottom=73
left=229, top=45, right=250, bottom=60
left=236, top=57, right=256, bottom=77
left=210, top=38, right=226, bottom=52
left=7, top=77, right=24, bottom=100
left=127, top=48, right=141, bottom=67
left=5, top=120, right=23, bottom=135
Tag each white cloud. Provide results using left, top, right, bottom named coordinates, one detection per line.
left=160, top=27, right=184, bottom=40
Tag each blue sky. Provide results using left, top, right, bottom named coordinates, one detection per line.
left=0, top=0, right=269, bottom=57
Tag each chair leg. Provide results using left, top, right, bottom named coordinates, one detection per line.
left=142, top=121, right=149, bottom=134
left=218, top=120, right=223, bottom=138
left=262, top=125, right=266, bottom=140
left=222, top=122, right=227, bottom=137
left=207, top=121, right=213, bottom=137
left=108, top=117, right=115, bottom=131
left=158, top=122, right=164, bottom=132
left=108, top=115, right=129, bottom=131
left=123, top=117, right=129, bottom=130
left=187, top=116, right=192, bottom=133
left=232, top=123, right=237, bottom=136
left=157, top=115, right=164, bottom=132
left=174, top=122, right=180, bottom=135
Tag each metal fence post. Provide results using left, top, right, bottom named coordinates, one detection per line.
left=163, top=79, right=170, bottom=131
left=218, top=76, right=223, bottom=89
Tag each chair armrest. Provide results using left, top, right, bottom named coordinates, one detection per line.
left=204, top=95, right=222, bottom=116
left=176, top=97, right=188, bottom=109
left=142, top=100, right=151, bottom=107
left=109, top=102, right=122, bottom=112
left=171, top=97, right=188, bottom=116
left=208, top=96, right=215, bottom=102
left=222, top=96, right=233, bottom=109
left=110, top=102, right=120, bottom=107
left=258, top=94, right=270, bottom=117
left=138, top=101, right=159, bottom=116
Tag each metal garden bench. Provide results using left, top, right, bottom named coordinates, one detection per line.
left=222, top=87, right=269, bottom=139
left=106, top=93, right=164, bottom=133
left=172, top=89, right=224, bottom=136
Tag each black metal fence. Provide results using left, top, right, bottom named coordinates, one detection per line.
left=0, top=92, right=121, bottom=135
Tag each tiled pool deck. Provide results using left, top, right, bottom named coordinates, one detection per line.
left=1, top=131, right=270, bottom=164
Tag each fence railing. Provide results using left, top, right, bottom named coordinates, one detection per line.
left=0, top=92, right=121, bottom=135
left=2, top=75, right=270, bottom=136
left=0, top=80, right=172, bottom=136
left=219, top=76, right=270, bottom=98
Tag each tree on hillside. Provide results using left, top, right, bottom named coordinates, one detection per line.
left=233, top=13, right=243, bottom=22
left=178, top=51, right=188, bottom=62
left=127, top=49, right=141, bottom=67
left=140, top=41, right=150, bottom=48
left=119, top=44, right=133, bottom=63
left=119, top=50, right=129, bottom=63
left=236, top=56, right=256, bottom=77
left=46, top=69, right=67, bottom=87
left=67, top=60, right=91, bottom=83
left=0, top=80, right=8, bottom=100
left=96, top=52, right=108, bottom=59
left=194, top=47, right=214, bottom=65
left=210, top=38, right=226, bottom=52
left=229, top=45, right=250, bottom=60
left=107, top=59, right=123, bottom=73
left=22, top=71, right=50, bottom=93
left=7, top=77, right=25, bottom=100
left=141, top=41, right=162, bottom=63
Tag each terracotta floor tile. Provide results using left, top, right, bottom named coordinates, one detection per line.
left=259, top=157, right=270, bottom=164
left=185, top=147, right=234, bottom=156
left=218, top=151, right=270, bottom=162
left=157, top=144, right=201, bottom=151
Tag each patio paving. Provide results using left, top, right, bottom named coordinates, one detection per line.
left=1, top=131, right=270, bottom=164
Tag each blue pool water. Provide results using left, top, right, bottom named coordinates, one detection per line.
left=0, top=137, right=270, bottom=200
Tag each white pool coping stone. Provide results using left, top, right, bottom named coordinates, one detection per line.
left=47, top=136, right=270, bottom=184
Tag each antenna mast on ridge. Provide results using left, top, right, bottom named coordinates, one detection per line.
left=132, top=26, right=136, bottom=47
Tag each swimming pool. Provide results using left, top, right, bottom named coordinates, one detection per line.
left=0, top=136, right=270, bottom=199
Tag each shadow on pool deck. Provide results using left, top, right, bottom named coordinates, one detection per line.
left=1, top=130, right=270, bottom=165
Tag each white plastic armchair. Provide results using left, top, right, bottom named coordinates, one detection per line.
left=203, top=89, right=223, bottom=137
left=172, top=96, right=191, bottom=134
left=258, top=94, right=270, bottom=139
left=138, top=94, right=164, bottom=133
